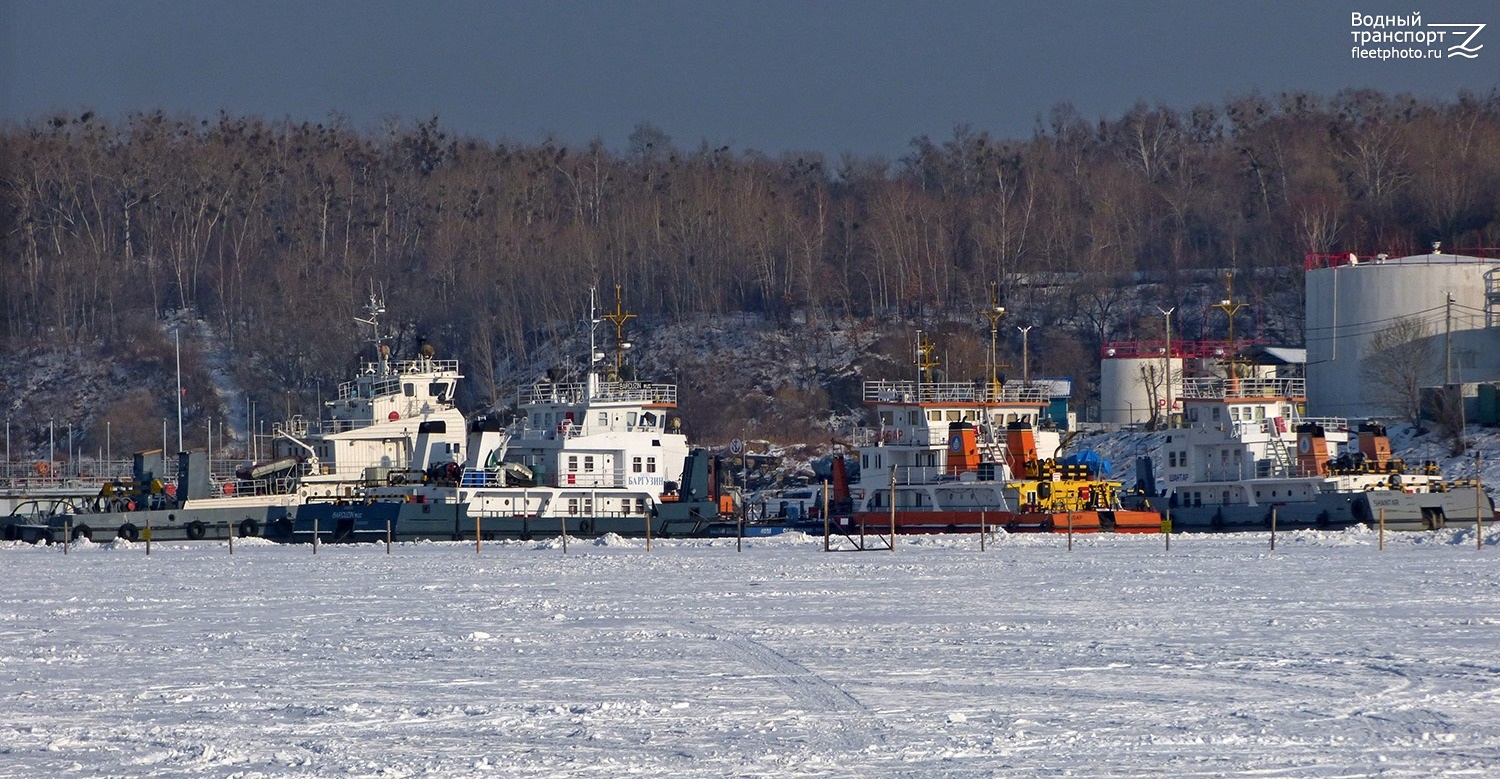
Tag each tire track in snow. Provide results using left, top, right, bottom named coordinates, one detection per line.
left=682, top=620, right=885, bottom=753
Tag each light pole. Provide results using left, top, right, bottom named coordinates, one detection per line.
left=980, top=283, right=1006, bottom=399
left=1017, top=326, right=1033, bottom=385
left=1157, top=305, right=1175, bottom=428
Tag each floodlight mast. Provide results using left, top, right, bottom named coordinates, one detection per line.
left=979, top=282, right=1007, bottom=399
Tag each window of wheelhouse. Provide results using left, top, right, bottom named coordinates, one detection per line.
left=403, top=383, right=415, bottom=397
left=627, top=411, right=638, bottom=429
left=632, top=456, right=643, bottom=473
left=646, top=456, right=657, bottom=473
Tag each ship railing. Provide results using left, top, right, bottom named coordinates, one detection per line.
left=334, top=359, right=460, bottom=401
left=518, top=381, right=677, bottom=406
left=849, top=426, right=941, bottom=448
left=1179, top=377, right=1306, bottom=399
left=863, top=380, right=1050, bottom=405
left=0, top=458, right=137, bottom=488
left=209, top=475, right=299, bottom=498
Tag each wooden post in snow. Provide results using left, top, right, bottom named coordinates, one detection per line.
left=888, top=466, right=897, bottom=553
left=1379, top=508, right=1385, bottom=551
left=1269, top=506, right=1277, bottom=551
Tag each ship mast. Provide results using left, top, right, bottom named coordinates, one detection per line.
left=353, top=291, right=389, bottom=375
left=914, top=330, right=939, bottom=389
left=601, top=284, right=637, bottom=381
left=979, top=282, right=1007, bottom=401
left=1213, top=273, right=1248, bottom=388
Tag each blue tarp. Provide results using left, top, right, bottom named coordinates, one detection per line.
left=1060, top=450, right=1109, bottom=478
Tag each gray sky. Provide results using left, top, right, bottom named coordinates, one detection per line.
left=2, top=1, right=1496, bottom=158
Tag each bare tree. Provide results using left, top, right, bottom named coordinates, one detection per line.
left=1359, top=315, right=1437, bottom=428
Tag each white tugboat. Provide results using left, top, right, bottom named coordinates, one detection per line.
left=2, top=296, right=468, bottom=544
left=839, top=330, right=1161, bottom=535
left=290, top=286, right=728, bottom=542
left=1133, top=374, right=1489, bottom=531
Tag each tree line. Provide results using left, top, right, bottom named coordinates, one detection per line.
left=3, top=88, right=1499, bottom=433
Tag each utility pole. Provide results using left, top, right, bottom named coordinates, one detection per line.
left=1158, top=306, right=1175, bottom=429
left=1445, top=291, right=1454, bottom=385
left=979, top=282, right=1006, bottom=400
left=175, top=328, right=183, bottom=453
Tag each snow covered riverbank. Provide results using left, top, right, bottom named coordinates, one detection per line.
left=4, top=530, right=1499, bottom=777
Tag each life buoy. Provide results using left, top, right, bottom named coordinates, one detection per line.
left=117, top=523, right=140, bottom=542
left=238, top=518, right=261, bottom=538
left=33, top=461, right=50, bottom=477
left=185, top=520, right=206, bottom=540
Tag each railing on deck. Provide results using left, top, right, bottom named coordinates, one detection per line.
left=1179, top=376, right=1306, bottom=400
left=336, top=359, right=461, bottom=401
left=863, top=380, right=1050, bottom=405
left=518, top=381, right=677, bottom=406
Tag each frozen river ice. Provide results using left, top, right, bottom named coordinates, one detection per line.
left=3, top=528, right=1498, bottom=777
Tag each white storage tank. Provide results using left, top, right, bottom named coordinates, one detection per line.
left=1305, top=251, right=1500, bottom=418
left=1099, top=346, right=1181, bottom=425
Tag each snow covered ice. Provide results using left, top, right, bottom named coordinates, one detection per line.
left=3, top=530, right=1499, bottom=777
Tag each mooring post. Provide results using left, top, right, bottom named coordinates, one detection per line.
left=561, top=516, right=568, bottom=554
left=1379, top=507, right=1385, bottom=551
left=1164, top=508, right=1171, bottom=552
left=386, top=519, right=392, bottom=554
left=980, top=510, right=986, bottom=552
left=64, top=521, right=70, bottom=555
left=888, top=466, right=897, bottom=553
left=475, top=512, right=482, bottom=555
left=1067, top=511, right=1073, bottom=551
left=1270, top=507, right=1277, bottom=551
left=313, top=515, right=319, bottom=555
left=645, top=512, right=652, bottom=552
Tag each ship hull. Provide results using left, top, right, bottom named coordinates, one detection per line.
left=843, top=508, right=1162, bottom=535
left=1138, top=485, right=1490, bottom=532
left=1, top=504, right=292, bottom=544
